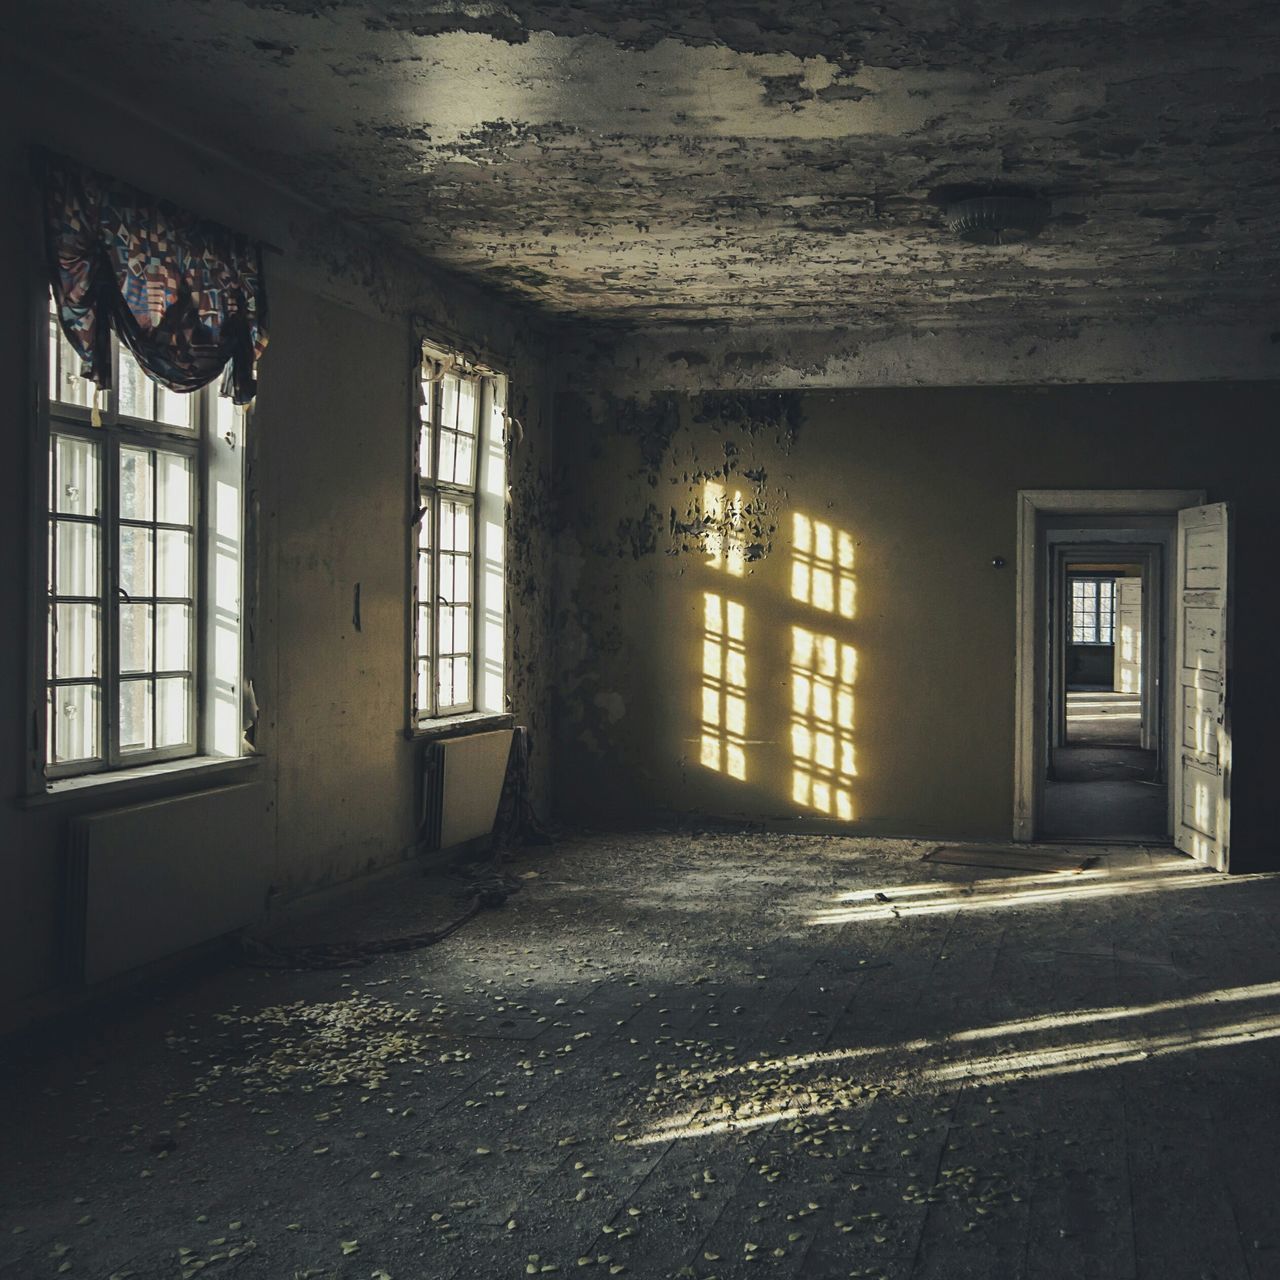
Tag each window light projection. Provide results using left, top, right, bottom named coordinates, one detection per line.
left=702, top=480, right=746, bottom=577
left=633, top=971, right=1280, bottom=1145
left=700, top=593, right=748, bottom=781
left=791, top=513, right=855, bottom=618
left=805, top=860, right=1265, bottom=924
left=790, top=626, right=856, bottom=819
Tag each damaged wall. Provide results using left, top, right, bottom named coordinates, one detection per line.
left=554, top=379, right=1279, bottom=865
left=0, top=57, right=557, bottom=1024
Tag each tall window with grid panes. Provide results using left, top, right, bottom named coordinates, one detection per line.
left=412, top=341, right=507, bottom=724
left=40, top=296, right=247, bottom=778
left=1069, top=576, right=1116, bottom=645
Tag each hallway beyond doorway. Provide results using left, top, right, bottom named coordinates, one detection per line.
left=1065, top=690, right=1143, bottom=747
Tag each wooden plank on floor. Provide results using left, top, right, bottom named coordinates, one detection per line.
left=923, top=846, right=1098, bottom=874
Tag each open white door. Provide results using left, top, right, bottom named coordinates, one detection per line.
left=1173, top=503, right=1231, bottom=869
left=1113, top=578, right=1142, bottom=694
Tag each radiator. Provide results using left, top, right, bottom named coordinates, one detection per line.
left=421, top=729, right=514, bottom=852
left=65, top=782, right=269, bottom=985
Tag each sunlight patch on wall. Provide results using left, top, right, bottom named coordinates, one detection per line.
left=701, top=593, right=747, bottom=781
left=703, top=480, right=746, bottom=577
left=791, top=513, right=855, bottom=617
left=790, top=625, right=856, bottom=819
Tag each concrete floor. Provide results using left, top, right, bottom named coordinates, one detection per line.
left=4, top=833, right=1280, bottom=1280
left=1066, top=692, right=1143, bottom=748
left=1043, top=748, right=1168, bottom=842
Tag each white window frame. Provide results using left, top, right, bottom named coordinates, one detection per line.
left=411, top=334, right=507, bottom=726
left=31, top=289, right=248, bottom=785
left=1069, top=575, right=1117, bottom=646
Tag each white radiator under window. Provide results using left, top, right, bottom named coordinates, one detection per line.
left=421, top=729, right=513, bottom=852
left=65, top=782, right=269, bottom=985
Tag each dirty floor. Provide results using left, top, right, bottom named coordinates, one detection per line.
left=4, top=833, right=1280, bottom=1280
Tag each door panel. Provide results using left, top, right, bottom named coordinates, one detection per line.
left=1113, top=578, right=1142, bottom=695
left=1173, top=503, right=1231, bottom=870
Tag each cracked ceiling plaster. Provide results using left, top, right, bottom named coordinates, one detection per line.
left=19, top=1, right=1280, bottom=330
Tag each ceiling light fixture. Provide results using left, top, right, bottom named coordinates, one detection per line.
left=946, top=194, right=1049, bottom=245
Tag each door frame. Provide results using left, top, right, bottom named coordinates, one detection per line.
left=1013, top=489, right=1205, bottom=842
left=1049, top=542, right=1162, bottom=757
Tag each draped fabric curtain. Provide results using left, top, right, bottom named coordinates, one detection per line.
left=41, top=152, right=269, bottom=406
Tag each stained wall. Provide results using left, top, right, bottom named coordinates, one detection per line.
left=554, top=380, right=1280, bottom=866
left=0, top=60, right=557, bottom=1023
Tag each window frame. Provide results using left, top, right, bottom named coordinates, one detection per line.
left=1069, top=575, right=1117, bottom=646
left=33, top=290, right=245, bottom=784
left=409, top=333, right=507, bottom=727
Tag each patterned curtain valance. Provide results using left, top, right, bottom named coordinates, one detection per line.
left=41, top=152, right=269, bottom=406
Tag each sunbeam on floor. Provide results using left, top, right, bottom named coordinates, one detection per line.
left=3, top=834, right=1279, bottom=1280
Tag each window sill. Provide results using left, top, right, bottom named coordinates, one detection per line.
left=407, top=711, right=514, bottom=742
left=20, top=754, right=263, bottom=808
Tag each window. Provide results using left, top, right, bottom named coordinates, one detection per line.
left=1070, top=576, right=1116, bottom=645
left=39, top=295, right=247, bottom=778
left=412, top=340, right=507, bottom=723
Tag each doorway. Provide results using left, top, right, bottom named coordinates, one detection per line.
left=1013, top=490, right=1233, bottom=869
left=1042, top=544, right=1166, bottom=841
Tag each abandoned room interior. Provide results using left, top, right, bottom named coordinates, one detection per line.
left=3, top=2, right=1280, bottom=1278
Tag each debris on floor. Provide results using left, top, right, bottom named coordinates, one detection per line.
left=2, top=832, right=1278, bottom=1279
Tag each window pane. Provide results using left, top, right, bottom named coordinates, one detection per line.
left=441, top=500, right=471, bottom=552
left=156, top=384, right=192, bottom=429
left=438, top=604, right=470, bottom=655
left=418, top=606, right=433, bottom=662
left=157, top=529, right=193, bottom=597
left=54, top=602, right=100, bottom=679
left=451, top=655, right=470, bottom=708
left=439, top=431, right=457, bottom=485
left=417, top=549, right=432, bottom=603
left=118, top=348, right=154, bottom=420
left=156, top=676, right=191, bottom=748
left=157, top=452, right=193, bottom=524
left=157, top=603, right=192, bottom=671
left=119, top=679, right=154, bottom=753
left=441, top=374, right=460, bottom=429
left=418, top=424, right=433, bottom=479
left=50, top=683, right=100, bottom=764
left=119, top=603, right=154, bottom=675
left=451, top=432, right=475, bottom=487
left=120, top=448, right=154, bottom=521
left=457, top=379, right=479, bottom=435
left=53, top=435, right=100, bottom=516
left=52, top=317, right=93, bottom=408
left=119, top=526, right=155, bottom=597
left=416, top=658, right=431, bottom=714
left=436, top=656, right=453, bottom=707
left=54, top=520, right=100, bottom=596
left=442, top=552, right=471, bottom=603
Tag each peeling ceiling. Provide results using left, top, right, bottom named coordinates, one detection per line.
left=18, top=1, right=1280, bottom=328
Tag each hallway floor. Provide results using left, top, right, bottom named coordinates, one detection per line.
left=1066, top=691, right=1143, bottom=747
left=1043, top=747, right=1168, bottom=842
left=4, top=834, right=1280, bottom=1280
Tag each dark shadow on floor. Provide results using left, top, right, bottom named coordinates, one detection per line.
left=1044, top=745, right=1167, bottom=840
